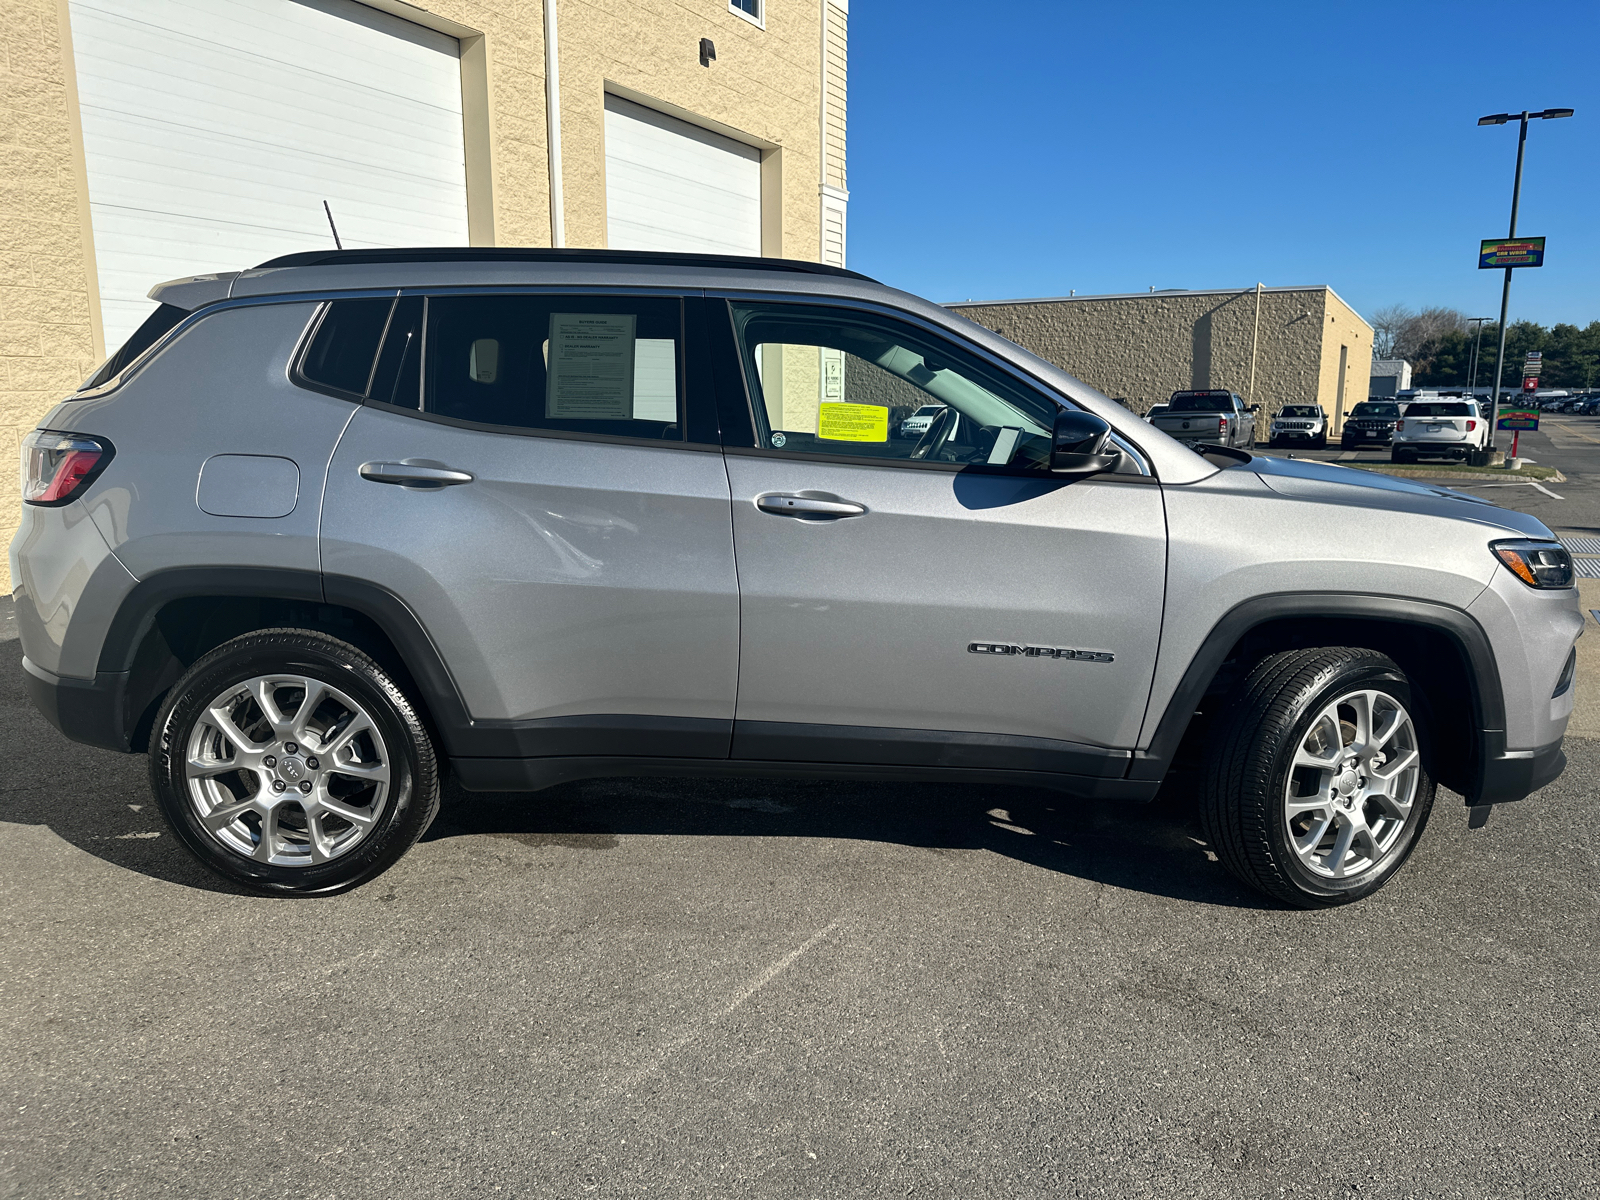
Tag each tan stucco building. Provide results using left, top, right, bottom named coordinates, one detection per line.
left=0, top=0, right=848, bottom=587
left=949, top=286, right=1374, bottom=438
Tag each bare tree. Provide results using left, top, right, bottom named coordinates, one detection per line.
left=1397, top=307, right=1468, bottom=361
left=1369, top=304, right=1411, bottom=360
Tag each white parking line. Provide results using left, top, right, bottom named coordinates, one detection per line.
left=1450, top=481, right=1565, bottom=500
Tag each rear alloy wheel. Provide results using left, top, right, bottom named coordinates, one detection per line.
left=1200, top=647, right=1436, bottom=907
left=150, top=629, right=438, bottom=895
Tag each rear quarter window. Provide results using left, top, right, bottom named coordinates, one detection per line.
left=295, top=298, right=395, bottom=398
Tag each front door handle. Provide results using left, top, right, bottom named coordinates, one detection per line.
left=755, top=493, right=867, bottom=519
left=359, top=462, right=475, bottom=488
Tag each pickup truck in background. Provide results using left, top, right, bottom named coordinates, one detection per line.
left=1149, top=390, right=1258, bottom=449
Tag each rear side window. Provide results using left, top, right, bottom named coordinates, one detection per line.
left=84, top=302, right=189, bottom=389
left=418, top=295, right=682, bottom=438
left=297, top=298, right=394, bottom=398
left=1169, top=393, right=1235, bottom=413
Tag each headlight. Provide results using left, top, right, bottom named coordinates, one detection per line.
left=1491, top=539, right=1575, bottom=589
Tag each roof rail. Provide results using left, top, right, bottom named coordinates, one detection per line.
left=253, top=246, right=876, bottom=282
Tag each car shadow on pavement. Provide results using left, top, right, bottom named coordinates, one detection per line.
left=0, top=639, right=1268, bottom=908
left=420, top=772, right=1272, bottom=909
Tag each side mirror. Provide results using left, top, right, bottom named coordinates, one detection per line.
left=1248, top=404, right=1260, bottom=412
left=1050, top=410, right=1121, bottom=478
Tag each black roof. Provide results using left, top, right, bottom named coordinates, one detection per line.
left=254, top=246, right=876, bottom=282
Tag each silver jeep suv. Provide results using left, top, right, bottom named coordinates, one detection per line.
left=11, top=249, right=1582, bottom=907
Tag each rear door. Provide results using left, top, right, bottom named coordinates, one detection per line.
left=320, top=291, right=739, bottom=759
left=711, top=299, right=1167, bottom=779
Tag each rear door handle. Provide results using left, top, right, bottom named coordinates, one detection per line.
left=359, top=462, right=475, bottom=488
left=755, top=493, right=867, bottom=519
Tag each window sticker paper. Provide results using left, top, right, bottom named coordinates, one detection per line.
left=546, top=313, right=636, bottom=419
left=817, top=401, right=889, bottom=442
left=632, top=338, right=677, bottom=422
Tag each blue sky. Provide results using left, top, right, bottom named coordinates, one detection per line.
left=848, top=1, right=1598, bottom=327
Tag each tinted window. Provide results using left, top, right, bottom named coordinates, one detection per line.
left=299, top=298, right=393, bottom=396
left=1280, top=406, right=1319, bottom=417
left=85, top=303, right=188, bottom=388
left=422, top=296, right=681, bottom=438
left=1168, top=394, right=1235, bottom=413
left=1351, top=403, right=1399, bottom=418
left=731, top=302, right=1070, bottom=471
left=1405, top=402, right=1471, bottom=417
left=369, top=296, right=423, bottom=409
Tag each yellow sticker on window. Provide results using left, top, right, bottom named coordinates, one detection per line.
left=817, top=402, right=889, bottom=443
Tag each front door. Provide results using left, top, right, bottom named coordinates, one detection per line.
left=716, top=300, right=1167, bottom=777
left=320, top=291, right=739, bottom=759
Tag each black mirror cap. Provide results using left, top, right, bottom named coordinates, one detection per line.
left=1052, top=409, right=1111, bottom=455
left=1050, top=409, right=1119, bottom=477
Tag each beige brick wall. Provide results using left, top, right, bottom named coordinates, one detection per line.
left=1318, top=289, right=1374, bottom=434
left=1, top=0, right=102, bottom=589
left=951, top=287, right=1373, bottom=439
left=0, top=0, right=833, bottom=590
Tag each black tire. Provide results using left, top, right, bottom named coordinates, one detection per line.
left=149, top=629, right=439, bottom=896
left=1391, top=448, right=1414, bottom=463
left=1199, top=647, right=1436, bottom=908
left=1315, top=435, right=1327, bottom=450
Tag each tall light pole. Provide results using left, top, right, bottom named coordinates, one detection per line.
left=1478, top=108, right=1573, bottom=451
left=1466, top=316, right=1494, bottom=392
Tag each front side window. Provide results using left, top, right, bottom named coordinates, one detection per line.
left=417, top=295, right=682, bottom=438
left=730, top=302, right=1064, bottom=471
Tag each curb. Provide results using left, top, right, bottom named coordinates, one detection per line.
left=1342, top=467, right=1567, bottom=484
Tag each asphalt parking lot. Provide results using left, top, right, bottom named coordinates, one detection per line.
left=5, top=443, right=1600, bottom=1199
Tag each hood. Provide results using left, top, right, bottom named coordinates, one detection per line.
left=1248, top=454, right=1556, bottom=539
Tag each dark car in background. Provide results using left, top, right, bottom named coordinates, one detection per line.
left=1342, top=401, right=1402, bottom=449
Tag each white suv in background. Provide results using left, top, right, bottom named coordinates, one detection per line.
left=1392, top=400, right=1490, bottom=463
left=898, top=404, right=945, bottom=438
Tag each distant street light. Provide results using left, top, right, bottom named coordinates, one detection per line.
left=1479, top=108, right=1574, bottom=450
left=1466, top=316, right=1494, bottom=392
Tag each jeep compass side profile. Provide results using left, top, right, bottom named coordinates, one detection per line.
left=12, top=249, right=1581, bottom=907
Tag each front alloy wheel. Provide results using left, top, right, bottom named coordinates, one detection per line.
left=1200, top=647, right=1436, bottom=907
left=1282, top=688, right=1421, bottom=880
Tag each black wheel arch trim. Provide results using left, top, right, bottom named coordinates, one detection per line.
left=1130, top=592, right=1509, bottom=802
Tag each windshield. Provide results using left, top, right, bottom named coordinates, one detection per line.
left=1405, top=402, right=1471, bottom=417
left=912, top=405, right=943, bottom=416
left=1279, top=406, right=1319, bottom=418
left=1351, top=403, right=1399, bottom=418
left=1168, top=394, right=1234, bottom=413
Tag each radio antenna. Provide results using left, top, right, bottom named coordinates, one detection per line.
left=322, top=200, right=343, bottom=249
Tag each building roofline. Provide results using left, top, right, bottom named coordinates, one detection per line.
left=253, top=246, right=877, bottom=282
left=945, top=285, right=1338, bottom=307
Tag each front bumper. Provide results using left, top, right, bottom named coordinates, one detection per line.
left=1476, top=734, right=1566, bottom=805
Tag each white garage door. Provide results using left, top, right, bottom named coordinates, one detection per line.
left=69, top=0, right=470, bottom=350
left=604, top=95, right=761, bottom=257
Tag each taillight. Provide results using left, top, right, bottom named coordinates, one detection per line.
left=21, top=430, right=114, bottom=506
left=1466, top=420, right=1477, bottom=431
left=1394, top=420, right=1404, bottom=431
